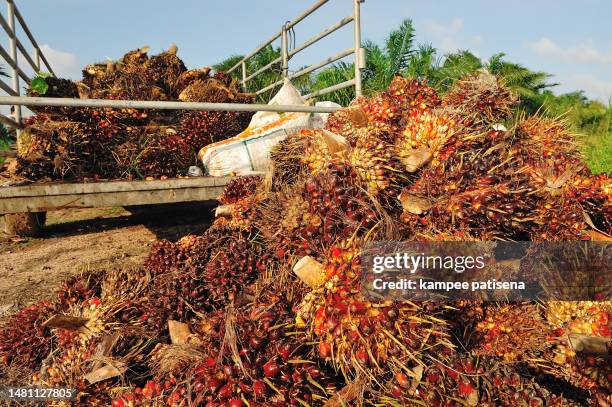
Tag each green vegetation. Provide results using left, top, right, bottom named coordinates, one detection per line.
left=217, top=19, right=610, bottom=174
left=0, top=125, right=10, bottom=165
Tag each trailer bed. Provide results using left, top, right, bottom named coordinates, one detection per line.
left=0, top=177, right=234, bottom=214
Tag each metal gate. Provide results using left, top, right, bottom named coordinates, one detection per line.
left=0, top=0, right=365, bottom=132
left=226, top=0, right=365, bottom=101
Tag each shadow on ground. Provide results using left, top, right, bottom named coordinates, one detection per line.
left=43, top=201, right=218, bottom=241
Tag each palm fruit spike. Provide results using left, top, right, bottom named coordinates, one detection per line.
left=383, top=355, right=585, bottom=406
left=297, top=240, right=454, bottom=379
left=267, top=134, right=311, bottom=191
left=471, top=302, right=551, bottom=361
left=444, top=70, right=518, bottom=124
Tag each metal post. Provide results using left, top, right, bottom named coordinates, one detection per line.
left=353, top=0, right=364, bottom=97
left=241, top=61, right=247, bottom=92
left=34, top=48, right=41, bottom=71
left=7, top=0, right=21, bottom=132
left=281, top=22, right=289, bottom=80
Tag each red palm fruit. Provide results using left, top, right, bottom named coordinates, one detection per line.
left=263, top=359, right=281, bottom=378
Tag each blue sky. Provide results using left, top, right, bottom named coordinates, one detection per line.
left=8, top=0, right=612, bottom=101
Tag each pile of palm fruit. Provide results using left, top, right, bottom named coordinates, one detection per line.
left=10, top=45, right=254, bottom=181
left=1, top=72, right=611, bottom=406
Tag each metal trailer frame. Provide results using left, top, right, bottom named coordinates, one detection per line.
left=0, top=1, right=363, bottom=234
left=227, top=0, right=365, bottom=100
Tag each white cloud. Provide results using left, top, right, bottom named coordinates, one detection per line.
left=421, top=18, right=482, bottom=54
left=527, top=37, right=612, bottom=64
left=567, top=74, right=612, bottom=102
left=423, top=18, right=464, bottom=37
left=35, top=44, right=81, bottom=79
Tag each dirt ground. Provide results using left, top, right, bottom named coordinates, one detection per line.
left=0, top=202, right=217, bottom=317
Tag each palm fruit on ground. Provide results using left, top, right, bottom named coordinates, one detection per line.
left=0, top=300, right=56, bottom=369
left=470, top=303, right=551, bottom=361
left=296, top=241, right=454, bottom=380
left=151, top=272, right=343, bottom=407
left=536, top=301, right=611, bottom=394
left=202, top=231, right=271, bottom=306
left=382, top=355, right=584, bottom=406
left=56, top=270, right=105, bottom=308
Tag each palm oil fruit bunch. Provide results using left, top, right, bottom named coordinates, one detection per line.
left=0, top=300, right=56, bottom=369
left=383, top=75, right=441, bottom=116
left=219, top=175, right=262, bottom=205
left=26, top=76, right=80, bottom=117
left=325, top=103, right=372, bottom=147
left=535, top=301, right=611, bottom=396
left=444, top=70, right=518, bottom=124
left=141, top=268, right=212, bottom=333
left=143, top=44, right=187, bottom=97
left=384, top=355, right=582, bottom=406
left=143, top=239, right=184, bottom=275
left=56, top=270, right=104, bottom=308
left=395, top=108, right=456, bottom=170
left=297, top=242, right=453, bottom=379
left=136, top=131, right=193, bottom=178
left=185, top=282, right=341, bottom=407
left=346, top=136, right=402, bottom=196
left=203, top=235, right=271, bottom=305
left=179, top=105, right=254, bottom=150
left=470, top=302, right=551, bottom=361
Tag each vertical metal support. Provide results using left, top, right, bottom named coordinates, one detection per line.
left=34, top=48, right=41, bottom=71
left=241, top=61, right=247, bottom=92
left=7, top=0, right=21, bottom=134
left=353, top=0, right=364, bottom=97
left=281, top=23, right=289, bottom=80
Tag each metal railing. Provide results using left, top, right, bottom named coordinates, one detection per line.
left=0, top=0, right=54, bottom=130
left=0, top=0, right=353, bottom=141
left=227, top=0, right=365, bottom=100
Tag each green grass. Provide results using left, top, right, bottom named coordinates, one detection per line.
left=581, top=130, right=611, bottom=174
